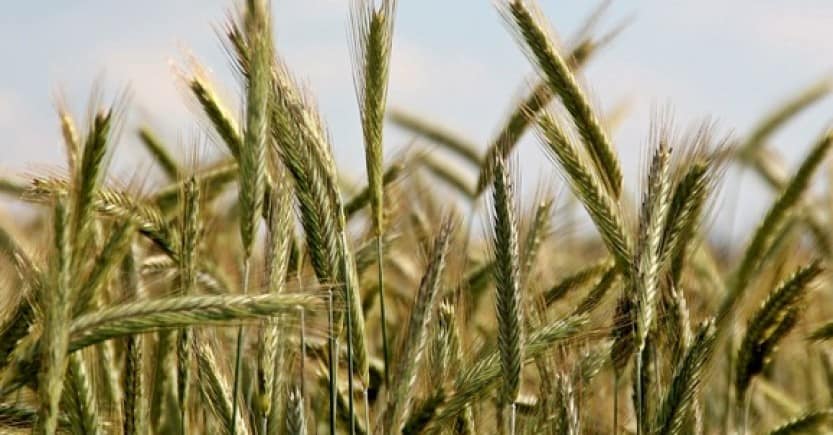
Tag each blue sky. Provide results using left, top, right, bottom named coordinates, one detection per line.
left=2, top=1, right=832, bottom=241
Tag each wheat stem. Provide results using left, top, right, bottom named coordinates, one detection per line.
left=35, top=197, right=71, bottom=435
left=230, top=258, right=249, bottom=434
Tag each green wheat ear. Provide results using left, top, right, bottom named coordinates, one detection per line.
left=351, top=0, right=397, bottom=392
left=766, top=410, right=833, bottom=435
left=476, top=2, right=626, bottom=195
left=490, top=158, right=523, bottom=408
left=188, top=74, right=242, bottom=160
left=138, top=127, right=181, bottom=181
left=653, top=319, right=717, bottom=435
left=176, top=176, right=200, bottom=432
left=421, top=315, right=588, bottom=433
left=718, top=131, right=833, bottom=328
left=351, top=0, right=396, bottom=239
left=258, top=174, right=294, bottom=432
left=237, top=0, right=270, bottom=260
left=231, top=0, right=272, bottom=431
left=120, top=247, right=146, bottom=435
left=72, top=108, right=114, bottom=257
left=537, top=112, right=632, bottom=271
left=632, top=142, right=672, bottom=434
left=35, top=196, right=72, bottom=435
left=386, top=217, right=454, bottom=433
left=501, top=0, right=623, bottom=198
left=388, top=109, right=482, bottom=167
left=736, top=261, right=823, bottom=400
left=740, top=77, right=832, bottom=157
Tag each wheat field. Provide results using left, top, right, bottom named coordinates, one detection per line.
left=1, top=0, right=833, bottom=434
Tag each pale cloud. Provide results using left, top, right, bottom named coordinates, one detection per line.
left=100, top=51, right=192, bottom=122
left=389, top=41, right=497, bottom=96
left=0, top=108, right=62, bottom=172
left=388, top=41, right=510, bottom=137
left=279, top=42, right=353, bottom=95
left=277, top=30, right=505, bottom=107
left=654, top=1, right=833, bottom=62
left=588, top=58, right=714, bottom=121
left=752, top=6, right=833, bottom=60
left=281, top=0, right=347, bottom=18
left=0, top=91, right=17, bottom=127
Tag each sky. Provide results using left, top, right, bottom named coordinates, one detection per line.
left=2, top=0, right=833, bottom=243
